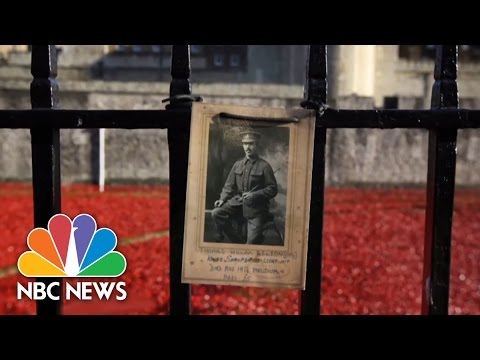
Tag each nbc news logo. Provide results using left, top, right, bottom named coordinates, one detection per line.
left=17, top=214, right=127, bottom=301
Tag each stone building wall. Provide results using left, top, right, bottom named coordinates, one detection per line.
left=1, top=44, right=480, bottom=187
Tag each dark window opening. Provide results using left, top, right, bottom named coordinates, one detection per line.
left=230, top=54, right=240, bottom=67
left=113, top=45, right=167, bottom=54
left=206, top=45, right=247, bottom=71
left=213, top=53, right=225, bottom=67
left=458, top=45, right=480, bottom=62
left=190, top=45, right=204, bottom=55
left=399, top=45, right=480, bottom=62
left=383, top=96, right=399, bottom=109
left=398, top=45, right=436, bottom=60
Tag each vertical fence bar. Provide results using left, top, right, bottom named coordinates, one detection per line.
left=30, top=45, right=62, bottom=315
left=300, top=45, right=327, bottom=315
left=167, top=45, right=192, bottom=315
left=422, top=45, right=459, bottom=315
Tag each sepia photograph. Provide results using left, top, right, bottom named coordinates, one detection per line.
left=204, top=117, right=289, bottom=246
left=182, top=103, right=316, bottom=289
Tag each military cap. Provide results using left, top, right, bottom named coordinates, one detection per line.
left=240, top=131, right=261, bottom=143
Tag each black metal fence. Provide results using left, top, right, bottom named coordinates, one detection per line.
left=0, top=45, right=475, bottom=315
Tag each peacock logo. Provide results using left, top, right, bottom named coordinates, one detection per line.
left=17, top=213, right=127, bottom=278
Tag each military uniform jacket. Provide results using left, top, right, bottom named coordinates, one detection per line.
left=220, top=156, right=278, bottom=219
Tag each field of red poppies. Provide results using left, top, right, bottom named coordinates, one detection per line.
left=0, top=182, right=479, bottom=315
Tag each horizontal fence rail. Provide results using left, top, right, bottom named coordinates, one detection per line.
left=1, top=109, right=480, bottom=129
